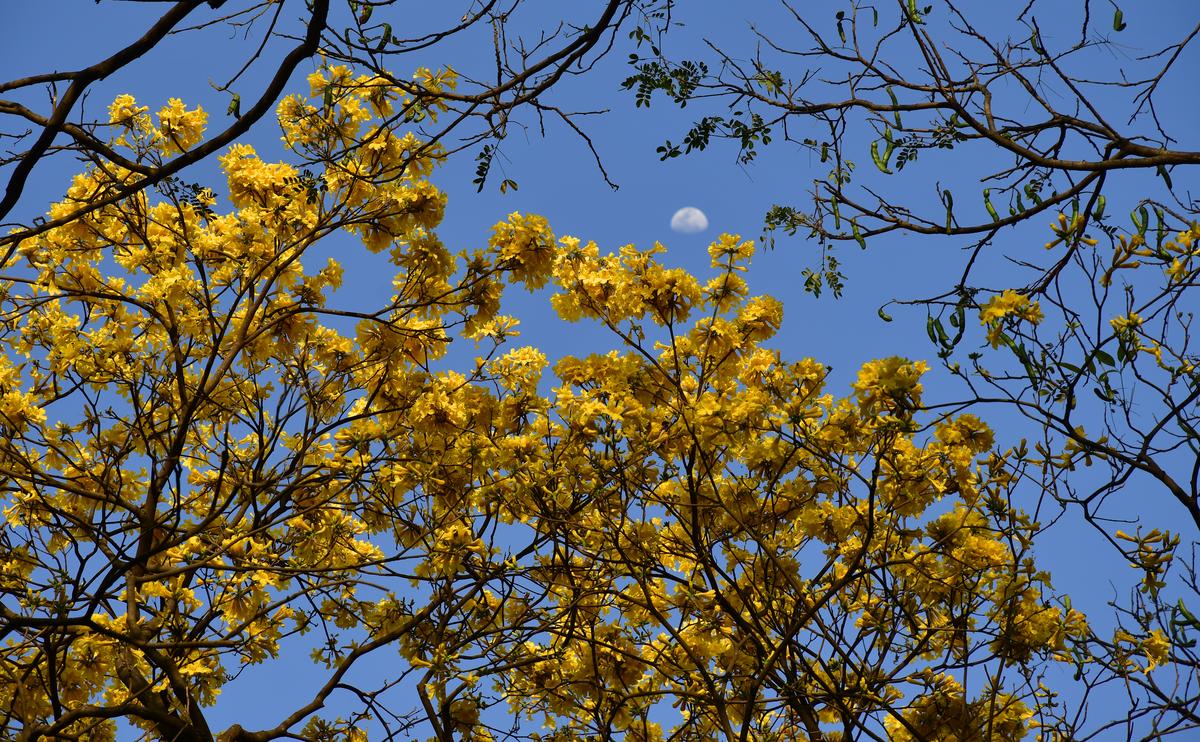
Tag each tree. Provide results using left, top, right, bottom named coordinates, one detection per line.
left=0, top=0, right=671, bottom=252
left=625, top=1, right=1200, bottom=733
left=1, top=69, right=1151, bottom=741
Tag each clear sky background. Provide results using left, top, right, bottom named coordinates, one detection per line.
left=3, top=0, right=1198, bottom=735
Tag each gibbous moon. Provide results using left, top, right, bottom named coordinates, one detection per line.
left=670, top=206, right=709, bottom=234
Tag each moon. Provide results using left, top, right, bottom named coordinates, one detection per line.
left=670, top=206, right=709, bottom=234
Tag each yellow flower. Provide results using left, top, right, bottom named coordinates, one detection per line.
left=490, top=212, right=557, bottom=289
left=979, top=289, right=1043, bottom=326
left=1166, top=258, right=1190, bottom=284
left=706, top=232, right=755, bottom=267
left=736, top=295, right=783, bottom=341
left=1142, top=629, right=1171, bottom=673
left=1177, top=224, right=1198, bottom=248
left=979, top=290, right=1044, bottom=348
left=0, top=389, right=47, bottom=431
left=853, top=356, right=929, bottom=415
left=107, top=93, right=148, bottom=126
left=645, top=266, right=702, bottom=325
left=488, top=346, right=548, bottom=392
left=156, top=98, right=207, bottom=154
left=1045, top=211, right=1096, bottom=249
left=1109, top=312, right=1143, bottom=334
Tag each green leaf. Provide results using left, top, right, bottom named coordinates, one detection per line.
left=1113, top=8, right=1127, bottom=31
left=473, top=145, right=495, bottom=192
left=1094, top=194, right=1106, bottom=220
left=1094, top=349, right=1115, bottom=367
left=878, top=307, right=893, bottom=322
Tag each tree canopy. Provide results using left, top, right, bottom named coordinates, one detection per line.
left=2, top=1, right=1200, bottom=740
left=0, top=0, right=671, bottom=248
left=1, top=71, right=1104, bottom=741
left=622, top=1, right=1200, bottom=735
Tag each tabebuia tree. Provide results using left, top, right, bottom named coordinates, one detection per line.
left=0, top=67, right=1161, bottom=740
left=627, top=1, right=1200, bottom=733
left=0, top=0, right=673, bottom=251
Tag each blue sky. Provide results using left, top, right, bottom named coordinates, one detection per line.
left=3, top=0, right=1198, bottom=735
